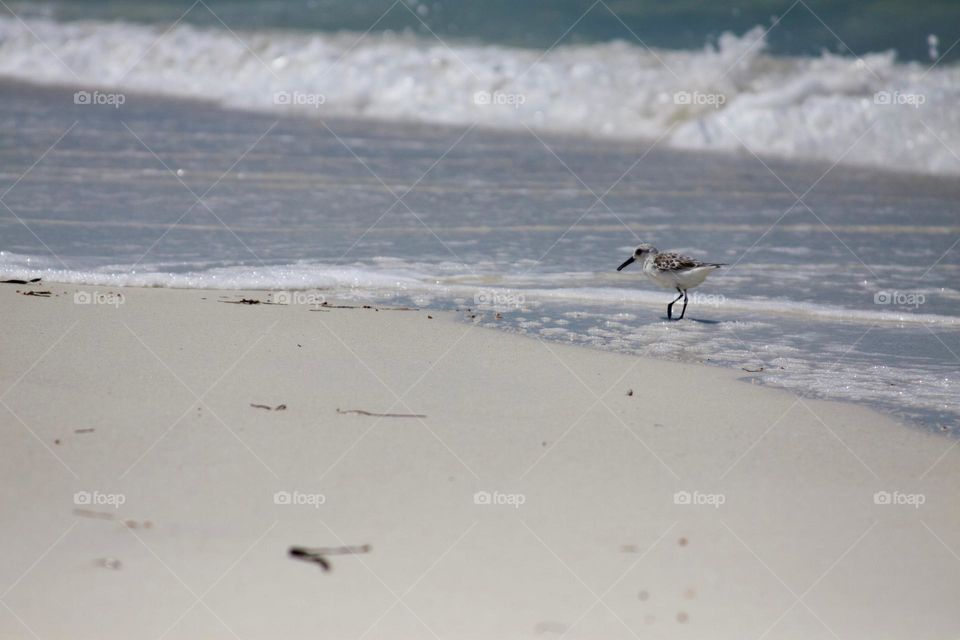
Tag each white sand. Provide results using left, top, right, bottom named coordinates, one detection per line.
left=1, top=283, right=957, bottom=639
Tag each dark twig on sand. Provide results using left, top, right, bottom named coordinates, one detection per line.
left=250, top=403, right=287, bottom=411
left=336, top=408, right=426, bottom=418
left=289, top=544, right=372, bottom=572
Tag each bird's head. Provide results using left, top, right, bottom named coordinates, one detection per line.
left=617, top=243, right=658, bottom=271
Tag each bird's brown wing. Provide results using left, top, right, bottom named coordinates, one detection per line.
left=653, top=253, right=704, bottom=271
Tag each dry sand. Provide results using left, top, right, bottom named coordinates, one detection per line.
left=1, top=282, right=958, bottom=639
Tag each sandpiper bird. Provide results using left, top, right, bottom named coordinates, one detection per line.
left=616, top=243, right=725, bottom=320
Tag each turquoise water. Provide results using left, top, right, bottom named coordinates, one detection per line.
left=2, top=8, right=960, bottom=176
left=16, top=0, right=960, bottom=63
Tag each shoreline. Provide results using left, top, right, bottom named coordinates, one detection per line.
left=2, top=283, right=958, bottom=638
left=3, top=274, right=954, bottom=433
left=3, top=75, right=958, bottom=436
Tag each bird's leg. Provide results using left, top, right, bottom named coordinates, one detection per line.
left=667, top=288, right=683, bottom=320
left=679, top=289, right=689, bottom=320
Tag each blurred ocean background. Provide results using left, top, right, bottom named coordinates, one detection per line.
left=8, top=0, right=960, bottom=59
left=0, top=1, right=958, bottom=429
left=2, top=0, right=960, bottom=174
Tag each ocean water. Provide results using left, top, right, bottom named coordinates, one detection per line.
left=10, top=0, right=960, bottom=62
left=1, top=2, right=958, bottom=429
left=1, top=81, right=958, bottom=432
left=1, top=5, right=960, bottom=175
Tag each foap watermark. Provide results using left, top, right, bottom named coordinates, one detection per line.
left=673, top=490, right=725, bottom=508
left=690, top=292, right=725, bottom=307
left=874, top=90, right=925, bottom=108
left=274, top=91, right=326, bottom=108
left=873, top=290, right=925, bottom=307
left=473, top=490, right=526, bottom=509
left=273, top=490, right=326, bottom=508
left=271, top=290, right=326, bottom=307
left=474, top=289, right=524, bottom=311
left=74, top=490, right=126, bottom=509
left=74, top=90, right=125, bottom=109
left=473, top=90, right=526, bottom=109
left=674, top=90, right=726, bottom=109
left=873, top=490, right=925, bottom=509
left=74, top=290, right=124, bottom=307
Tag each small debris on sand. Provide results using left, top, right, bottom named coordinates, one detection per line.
left=250, top=403, right=287, bottom=411
left=289, top=544, right=371, bottom=572
left=626, top=389, right=634, bottom=396
left=96, top=557, right=122, bottom=570
left=336, top=408, right=426, bottom=418
left=20, top=290, right=51, bottom=297
left=74, top=428, right=95, bottom=434
left=291, top=551, right=330, bottom=571
left=310, top=302, right=418, bottom=311
left=292, top=544, right=371, bottom=556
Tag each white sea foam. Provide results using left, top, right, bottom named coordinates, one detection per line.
left=2, top=252, right=956, bottom=328
left=0, top=253, right=427, bottom=292
left=1, top=17, right=958, bottom=175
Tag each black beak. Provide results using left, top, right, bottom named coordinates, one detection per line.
left=617, top=256, right=635, bottom=271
